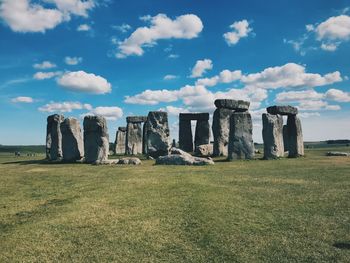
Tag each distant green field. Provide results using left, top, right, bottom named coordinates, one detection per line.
left=0, top=146, right=349, bottom=262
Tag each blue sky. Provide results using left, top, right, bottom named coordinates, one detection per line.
left=0, top=0, right=349, bottom=145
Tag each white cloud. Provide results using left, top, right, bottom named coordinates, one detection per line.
left=33, top=71, right=61, bottom=80
left=275, top=90, right=324, bottom=102
left=64, top=56, right=82, bottom=65
left=298, top=100, right=340, bottom=111
left=85, top=106, right=123, bottom=120
left=164, top=74, right=178, bottom=80
left=124, top=89, right=178, bottom=105
left=159, top=106, right=189, bottom=116
left=112, top=23, right=131, bottom=33
left=196, top=69, right=242, bottom=87
left=116, top=13, right=203, bottom=58
left=77, top=24, right=90, bottom=31
left=33, top=61, right=56, bottom=69
left=38, top=101, right=92, bottom=112
left=44, top=0, right=95, bottom=17
left=57, top=71, right=112, bottom=94
left=325, top=88, right=350, bottom=102
left=190, top=59, right=213, bottom=78
left=223, top=19, right=253, bottom=46
left=11, top=96, right=34, bottom=103
left=316, top=15, right=350, bottom=41
left=168, top=54, right=179, bottom=59
left=306, top=24, right=315, bottom=32
left=320, top=43, right=338, bottom=51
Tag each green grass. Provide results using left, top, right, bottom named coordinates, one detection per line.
left=0, top=147, right=349, bottom=262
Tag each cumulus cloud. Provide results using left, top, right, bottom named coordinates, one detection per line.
left=223, top=19, right=253, bottom=46
left=116, top=13, right=203, bottom=58
left=11, top=96, right=34, bottom=103
left=325, top=88, right=350, bottom=102
left=44, top=0, right=95, bottom=17
left=57, top=71, right=112, bottom=94
left=320, top=43, right=338, bottom=51
left=38, top=101, right=92, bottom=112
left=190, top=59, right=213, bottom=78
left=85, top=106, right=123, bottom=120
left=275, top=90, right=324, bottom=102
left=124, top=89, right=178, bottom=105
left=168, top=54, right=179, bottom=59
left=33, top=61, right=56, bottom=69
left=298, top=100, right=341, bottom=111
left=112, top=23, right=131, bottom=33
left=159, top=106, right=190, bottom=116
left=64, top=56, right=83, bottom=65
left=164, top=74, right=178, bottom=80
left=196, top=69, right=242, bottom=87
left=33, top=71, right=61, bottom=80
left=316, top=15, right=350, bottom=41
left=77, top=24, right=90, bottom=31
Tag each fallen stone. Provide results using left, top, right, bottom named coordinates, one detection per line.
left=156, top=147, right=214, bottom=165
left=46, top=114, right=64, bottom=161
left=83, top=115, right=109, bottom=163
left=179, top=113, right=209, bottom=121
left=227, top=112, right=255, bottom=160
left=267, top=105, right=298, bottom=116
left=286, top=115, right=304, bottom=158
left=61, top=117, right=84, bottom=162
left=118, top=157, right=142, bottom=165
left=195, top=144, right=213, bottom=157
left=114, top=127, right=126, bottom=155
left=326, top=152, right=350, bottom=156
left=214, top=99, right=250, bottom=111
left=262, top=113, right=284, bottom=159
left=145, top=111, right=171, bottom=158
left=126, top=116, right=148, bottom=123
left=92, top=159, right=119, bottom=165
left=212, top=108, right=234, bottom=156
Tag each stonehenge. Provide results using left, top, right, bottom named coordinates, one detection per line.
left=114, top=127, right=126, bottom=155
left=61, top=117, right=84, bottom=162
left=262, top=105, right=304, bottom=159
left=125, top=116, right=147, bottom=155
left=46, top=114, right=64, bottom=161
left=83, top=115, right=109, bottom=163
left=179, top=113, right=210, bottom=152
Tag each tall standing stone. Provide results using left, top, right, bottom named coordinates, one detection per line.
left=283, top=125, right=289, bottom=152
left=61, top=117, right=84, bottom=162
left=262, top=113, right=284, bottom=159
left=179, top=118, right=193, bottom=152
left=46, top=114, right=64, bottom=161
left=114, top=127, right=126, bottom=155
left=212, top=108, right=234, bottom=156
left=142, top=121, right=148, bottom=154
left=194, top=119, right=210, bottom=148
left=286, top=115, right=304, bottom=157
left=227, top=112, right=255, bottom=160
left=145, top=111, right=171, bottom=158
left=83, top=116, right=109, bottom=163
left=126, top=122, right=143, bottom=155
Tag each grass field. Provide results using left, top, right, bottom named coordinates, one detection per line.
left=0, top=146, right=349, bottom=262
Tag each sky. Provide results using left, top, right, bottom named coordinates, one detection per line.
left=0, top=0, right=350, bottom=145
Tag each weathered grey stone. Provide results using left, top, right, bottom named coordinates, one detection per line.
left=212, top=108, right=234, bottom=156
left=326, top=152, right=350, bottom=157
left=142, top=121, right=148, bottom=154
left=194, top=119, right=210, bottom=148
left=262, top=113, right=284, bottom=159
left=46, top=114, right=64, bottom=161
left=145, top=111, right=170, bottom=158
left=179, top=119, right=193, bottom=152
left=179, top=113, right=209, bottom=121
left=172, top=139, right=176, bottom=148
left=126, top=116, right=148, bottom=123
left=61, top=117, right=84, bottom=162
left=126, top=122, right=142, bottom=155
left=286, top=115, right=304, bottom=157
left=118, top=157, right=142, bottom=165
left=214, top=99, right=250, bottom=111
left=227, top=112, right=255, bottom=160
left=92, top=159, right=119, bottom=165
left=156, top=147, right=214, bottom=165
left=83, top=116, right=109, bottom=163
left=195, top=144, right=213, bottom=157
left=114, top=127, right=126, bottom=155
left=267, top=105, right=298, bottom=116
left=283, top=125, right=289, bottom=152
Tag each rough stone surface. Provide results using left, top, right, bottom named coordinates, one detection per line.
left=61, top=117, right=84, bottom=162
left=227, top=112, right=255, bottom=160
left=92, top=159, right=119, bottom=165
left=114, top=127, right=126, bottom=155
left=283, top=125, right=289, bottom=152
left=156, top=147, right=214, bottom=165
left=326, top=152, right=350, bottom=156
left=126, top=122, right=143, bottom=155
left=212, top=108, right=234, bottom=156
left=179, top=113, right=209, bottom=121
left=214, top=99, right=250, bottom=111
left=126, top=116, right=148, bottom=123
left=83, top=116, right=109, bottom=163
left=142, top=121, right=148, bottom=154
left=286, top=115, right=304, bottom=157
left=194, top=119, right=210, bottom=148
left=145, top=111, right=170, bottom=158
left=267, top=105, right=298, bottom=116
left=118, top=157, right=142, bottom=165
left=195, top=144, right=213, bottom=157
left=46, top=114, right=64, bottom=161
left=179, top=119, right=193, bottom=152
left=262, top=113, right=284, bottom=159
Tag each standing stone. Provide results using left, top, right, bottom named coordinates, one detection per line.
left=286, top=115, right=304, bottom=157
left=194, top=119, right=210, bottom=148
left=262, top=113, right=284, bottom=159
left=126, top=122, right=143, bottom=155
left=83, top=116, right=109, bottom=163
left=212, top=108, right=234, bottom=156
left=227, top=112, right=255, bottom=160
left=283, top=125, right=289, bottom=152
left=142, top=121, right=148, bottom=154
left=145, top=111, right=171, bottom=158
left=46, top=114, right=64, bottom=161
left=61, top=117, right=84, bottom=162
left=114, top=127, right=126, bottom=155
left=179, top=119, right=193, bottom=152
